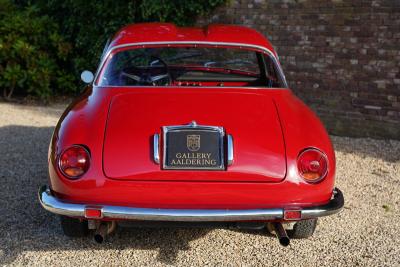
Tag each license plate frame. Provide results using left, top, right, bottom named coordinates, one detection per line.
left=162, top=123, right=225, bottom=170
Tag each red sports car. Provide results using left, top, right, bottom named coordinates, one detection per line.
left=39, top=23, right=344, bottom=246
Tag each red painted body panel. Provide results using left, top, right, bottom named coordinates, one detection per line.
left=103, top=89, right=286, bottom=182
left=109, top=23, right=277, bottom=56
left=47, top=23, right=336, bottom=212
left=48, top=87, right=335, bottom=209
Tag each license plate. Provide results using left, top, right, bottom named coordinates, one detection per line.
left=163, top=125, right=225, bottom=170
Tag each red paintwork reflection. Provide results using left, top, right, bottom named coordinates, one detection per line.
left=48, top=86, right=335, bottom=209
left=110, top=23, right=277, bottom=56
left=103, top=89, right=286, bottom=182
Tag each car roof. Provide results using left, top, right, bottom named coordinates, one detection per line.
left=108, top=23, right=276, bottom=56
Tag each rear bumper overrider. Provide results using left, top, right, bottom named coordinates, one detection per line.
left=38, top=185, right=344, bottom=222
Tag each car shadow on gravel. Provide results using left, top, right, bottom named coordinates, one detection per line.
left=0, top=125, right=211, bottom=265
left=111, top=227, right=212, bottom=264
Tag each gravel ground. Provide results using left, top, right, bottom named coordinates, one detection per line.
left=0, top=102, right=399, bottom=266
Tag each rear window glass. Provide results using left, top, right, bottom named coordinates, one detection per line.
left=98, top=46, right=285, bottom=88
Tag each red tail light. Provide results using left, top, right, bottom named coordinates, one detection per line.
left=297, top=148, right=328, bottom=183
left=58, top=145, right=90, bottom=179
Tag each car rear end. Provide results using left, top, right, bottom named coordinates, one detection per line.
left=40, top=87, right=343, bottom=246
left=39, top=30, right=343, bottom=245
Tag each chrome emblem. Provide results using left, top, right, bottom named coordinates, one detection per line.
left=187, top=135, right=200, bottom=152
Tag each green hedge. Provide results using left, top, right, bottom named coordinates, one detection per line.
left=0, top=0, right=226, bottom=101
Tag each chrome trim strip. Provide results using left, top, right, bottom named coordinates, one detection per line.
left=94, top=41, right=288, bottom=88
left=227, top=135, right=234, bottom=166
left=102, top=206, right=282, bottom=221
left=301, top=188, right=344, bottom=219
left=153, top=134, right=160, bottom=164
left=39, top=186, right=344, bottom=222
left=162, top=122, right=225, bottom=170
left=39, top=186, right=86, bottom=217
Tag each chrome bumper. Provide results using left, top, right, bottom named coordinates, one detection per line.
left=38, top=186, right=344, bottom=222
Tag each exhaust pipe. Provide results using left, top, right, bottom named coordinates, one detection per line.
left=94, top=221, right=116, bottom=243
left=269, top=222, right=290, bottom=246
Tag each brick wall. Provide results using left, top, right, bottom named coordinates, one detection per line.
left=198, top=0, right=400, bottom=140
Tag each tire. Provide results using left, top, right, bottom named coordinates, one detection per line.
left=60, top=215, right=89, bottom=237
left=288, top=218, right=318, bottom=239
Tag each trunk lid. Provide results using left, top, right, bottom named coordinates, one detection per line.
left=103, top=88, right=286, bottom=182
